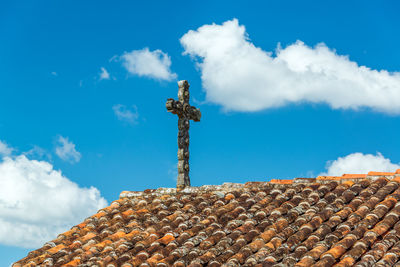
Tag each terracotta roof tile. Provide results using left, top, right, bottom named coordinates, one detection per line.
left=342, top=174, right=367, bottom=179
left=368, top=171, right=396, bottom=176
left=316, top=175, right=341, bottom=180
left=13, top=172, right=400, bottom=266
left=269, top=179, right=293, bottom=184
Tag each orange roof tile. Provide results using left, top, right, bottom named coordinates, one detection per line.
left=341, top=173, right=367, bottom=178
left=46, top=244, right=65, bottom=254
left=368, top=171, right=395, bottom=176
left=316, top=175, right=341, bottom=180
left=269, top=179, right=293, bottom=184
left=13, top=172, right=400, bottom=266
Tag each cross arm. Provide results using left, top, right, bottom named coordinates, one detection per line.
left=184, top=104, right=201, bottom=122
left=166, top=99, right=201, bottom=121
left=166, top=98, right=184, bottom=115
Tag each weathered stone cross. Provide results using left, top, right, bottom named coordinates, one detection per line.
left=166, top=80, right=201, bottom=190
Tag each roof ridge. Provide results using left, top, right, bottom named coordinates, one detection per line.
left=119, top=170, right=400, bottom=199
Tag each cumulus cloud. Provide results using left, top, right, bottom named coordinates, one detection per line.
left=320, top=152, right=400, bottom=176
left=121, top=47, right=177, bottom=81
left=113, top=104, right=139, bottom=124
left=0, top=152, right=107, bottom=248
left=99, top=67, right=110, bottom=80
left=180, top=19, right=400, bottom=113
left=55, top=136, right=81, bottom=163
left=0, top=140, right=12, bottom=156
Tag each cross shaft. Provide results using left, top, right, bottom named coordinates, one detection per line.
left=166, top=80, right=201, bottom=189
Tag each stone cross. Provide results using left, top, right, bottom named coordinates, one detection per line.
left=166, top=80, right=201, bottom=190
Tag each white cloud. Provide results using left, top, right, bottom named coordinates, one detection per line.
left=0, top=153, right=107, bottom=248
left=121, top=47, right=177, bottom=81
left=55, top=136, right=81, bottom=163
left=99, top=67, right=110, bottom=80
left=180, top=19, right=400, bottom=114
left=0, top=140, right=12, bottom=156
left=24, top=145, right=52, bottom=161
left=320, top=152, right=400, bottom=176
left=112, top=104, right=139, bottom=124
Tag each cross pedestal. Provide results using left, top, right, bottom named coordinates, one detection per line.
left=166, top=80, right=201, bottom=190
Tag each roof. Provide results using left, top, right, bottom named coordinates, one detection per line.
left=368, top=171, right=397, bottom=177
left=13, top=169, right=400, bottom=267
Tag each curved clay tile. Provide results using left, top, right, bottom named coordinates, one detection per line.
left=13, top=175, right=400, bottom=266
left=368, top=171, right=396, bottom=176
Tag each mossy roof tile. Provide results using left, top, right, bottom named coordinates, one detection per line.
left=13, top=171, right=400, bottom=266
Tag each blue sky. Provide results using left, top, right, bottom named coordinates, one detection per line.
left=1, top=0, right=400, bottom=264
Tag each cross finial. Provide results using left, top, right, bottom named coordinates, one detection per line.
left=166, top=80, right=201, bottom=190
